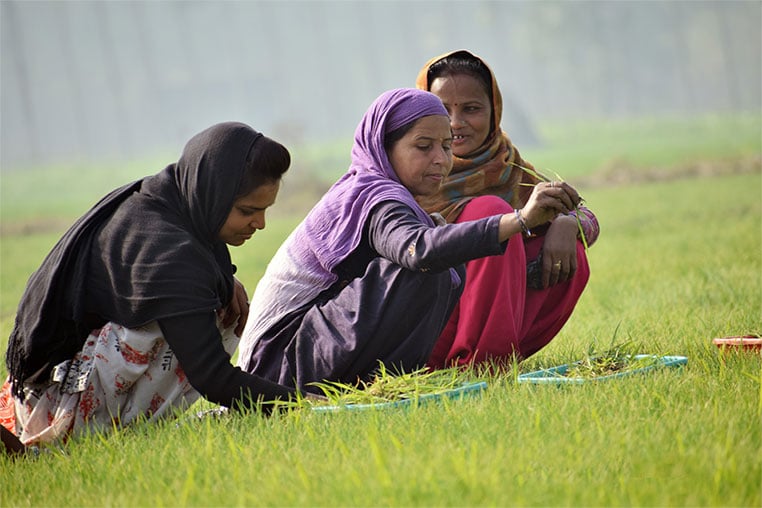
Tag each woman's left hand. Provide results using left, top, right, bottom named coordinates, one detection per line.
left=219, top=278, right=250, bottom=336
left=541, top=215, right=579, bottom=288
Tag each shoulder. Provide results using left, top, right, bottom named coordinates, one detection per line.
left=96, top=199, right=220, bottom=279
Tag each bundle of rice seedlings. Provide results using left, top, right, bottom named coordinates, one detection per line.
left=509, top=161, right=589, bottom=250
left=304, top=363, right=475, bottom=407
left=563, top=341, right=659, bottom=378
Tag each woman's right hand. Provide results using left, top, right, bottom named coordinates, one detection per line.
left=520, top=181, right=581, bottom=229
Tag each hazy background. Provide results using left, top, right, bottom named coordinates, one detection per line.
left=1, top=0, right=760, bottom=172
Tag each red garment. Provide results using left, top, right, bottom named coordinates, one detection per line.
left=427, top=196, right=590, bottom=368
left=0, top=380, right=16, bottom=434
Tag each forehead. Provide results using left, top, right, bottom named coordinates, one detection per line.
left=404, top=115, right=452, bottom=138
left=234, top=180, right=280, bottom=206
left=429, top=73, right=489, bottom=103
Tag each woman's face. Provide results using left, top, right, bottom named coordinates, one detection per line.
left=218, top=180, right=280, bottom=246
left=429, top=73, right=491, bottom=157
left=387, top=115, right=453, bottom=199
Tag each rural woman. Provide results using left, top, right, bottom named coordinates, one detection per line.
left=2, top=122, right=305, bottom=450
left=236, top=88, right=582, bottom=392
left=415, top=50, right=600, bottom=368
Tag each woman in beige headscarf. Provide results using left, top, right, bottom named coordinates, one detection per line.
left=416, top=50, right=599, bottom=368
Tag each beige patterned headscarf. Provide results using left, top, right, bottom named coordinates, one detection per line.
left=415, top=50, right=542, bottom=223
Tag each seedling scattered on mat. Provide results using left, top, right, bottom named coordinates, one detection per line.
left=563, top=341, right=659, bottom=378
left=305, top=363, right=474, bottom=407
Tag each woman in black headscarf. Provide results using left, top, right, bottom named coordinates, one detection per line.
left=2, top=122, right=300, bottom=449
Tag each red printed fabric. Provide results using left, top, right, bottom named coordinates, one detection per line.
left=12, top=321, right=238, bottom=445
left=427, top=196, right=590, bottom=369
left=0, top=380, right=16, bottom=434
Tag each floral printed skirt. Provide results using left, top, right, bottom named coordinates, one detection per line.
left=1, top=320, right=238, bottom=445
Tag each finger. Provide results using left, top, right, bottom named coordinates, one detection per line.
left=542, top=255, right=560, bottom=288
left=235, top=294, right=248, bottom=334
left=551, top=187, right=575, bottom=212
left=218, top=307, right=233, bottom=328
left=560, top=254, right=573, bottom=281
left=545, top=182, right=576, bottom=212
left=540, top=183, right=572, bottom=211
left=550, top=258, right=563, bottom=286
left=236, top=300, right=250, bottom=336
left=559, top=182, right=581, bottom=206
left=546, top=199, right=570, bottom=218
left=541, top=264, right=551, bottom=289
left=232, top=292, right=242, bottom=315
left=222, top=296, right=240, bottom=329
left=222, top=309, right=235, bottom=328
left=559, top=264, right=571, bottom=282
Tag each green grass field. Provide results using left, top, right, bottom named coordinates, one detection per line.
left=1, top=115, right=760, bottom=506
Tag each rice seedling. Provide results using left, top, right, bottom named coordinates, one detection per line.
left=509, top=160, right=590, bottom=250
left=302, top=362, right=478, bottom=407
left=563, top=342, right=661, bottom=378
left=2, top=116, right=759, bottom=507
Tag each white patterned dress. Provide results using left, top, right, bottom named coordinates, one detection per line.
left=1, top=319, right=238, bottom=445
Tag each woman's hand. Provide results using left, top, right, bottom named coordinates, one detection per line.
left=541, top=215, right=579, bottom=287
left=218, top=278, right=250, bottom=336
left=521, top=181, right=581, bottom=229
left=497, top=181, right=582, bottom=244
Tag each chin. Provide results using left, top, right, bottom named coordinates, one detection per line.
left=417, top=186, right=440, bottom=198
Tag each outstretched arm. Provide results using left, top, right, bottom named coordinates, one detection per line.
left=158, top=312, right=297, bottom=411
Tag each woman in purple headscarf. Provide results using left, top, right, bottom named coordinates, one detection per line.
left=237, top=88, right=581, bottom=391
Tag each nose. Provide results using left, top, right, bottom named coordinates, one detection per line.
left=250, top=211, right=266, bottom=230
left=433, top=145, right=451, bottom=166
left=450, top=112, right=466, bottom=129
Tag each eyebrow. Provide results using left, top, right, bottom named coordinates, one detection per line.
left=445, top=99, right=486, bottom=107
left=415, top=134, right=453, bottom=142
left=238, top=202, right=273, bottom=211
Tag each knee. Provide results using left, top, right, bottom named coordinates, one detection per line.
left=458, top=196, right=512, bottom=222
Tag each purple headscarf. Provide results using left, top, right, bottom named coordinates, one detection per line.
left=238, top=89, right=453, bottom=367
left=296, top=87, right=449, bottom=284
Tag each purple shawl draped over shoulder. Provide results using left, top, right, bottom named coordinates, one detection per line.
left=238, top=89, right=454, bottom=368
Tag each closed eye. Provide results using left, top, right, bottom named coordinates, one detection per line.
left=237, top=206, right=264, bottom=216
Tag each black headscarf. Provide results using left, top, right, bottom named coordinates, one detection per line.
left=7, top=122, right=263, bottom=395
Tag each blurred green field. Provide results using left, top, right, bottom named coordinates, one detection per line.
left=2, top=113, right=759, bottom=223
left=1, top=114, right=760, bottom=506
